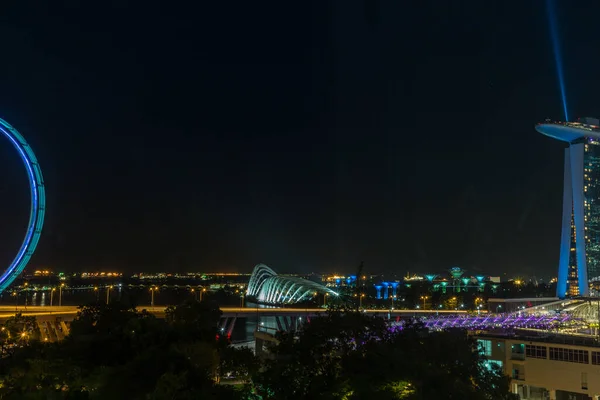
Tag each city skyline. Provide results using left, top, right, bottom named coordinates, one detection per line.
left=3, top=2, right=600, bottom=276
left=5, top=3, right=600, bottom=400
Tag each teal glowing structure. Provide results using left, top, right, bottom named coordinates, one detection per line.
left=374, top=285, right=382, bottom=299
left=246, top=264, right=337, bottom=305
left=381, top=281, right=390, bottom=299
left=0, top=118, right=45, bottom=294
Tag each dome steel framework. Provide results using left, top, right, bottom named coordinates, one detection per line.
left=246, top=264, right=338, bottom=305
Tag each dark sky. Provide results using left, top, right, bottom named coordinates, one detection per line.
left=0, top=1, right=597, bottom=278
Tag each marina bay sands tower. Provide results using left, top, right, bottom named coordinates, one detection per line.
left=537, top=118, right=600, bottom=298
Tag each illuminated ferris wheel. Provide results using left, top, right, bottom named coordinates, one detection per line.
left=0, top=118, right=45, bottom=294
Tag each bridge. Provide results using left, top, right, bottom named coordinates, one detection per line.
left=0, top=305, right=471, bottom=342
left=0, top=305, right=469, bottom=320
left=3, top=303, right=591, bottom=353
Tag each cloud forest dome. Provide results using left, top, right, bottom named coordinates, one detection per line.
left=246, top=264, right=338, bottom=304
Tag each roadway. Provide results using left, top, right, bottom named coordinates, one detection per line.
left=0, top=305, right=469, bottom=320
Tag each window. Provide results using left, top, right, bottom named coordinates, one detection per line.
left=549, top=347, right=589, bottom=364
left=483, top=360, right=503, bottom=372
left=582, top=372, right=588, bottom=390
left=525, top=345, right=547, bottom=359
left=478, top=339, right=492, bottom=357
left=592, top=351, right=600, bottom=365
left=510, top=343, right=525, bottom=360
left=512, top=366, right=524, bottom=380
left=511, top=343, right=525, bottom=354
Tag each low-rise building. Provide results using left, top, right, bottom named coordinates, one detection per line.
left=475, top=332, right=600, bottom=400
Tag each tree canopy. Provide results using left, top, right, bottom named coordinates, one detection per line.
left=0, top=301, right=248, bottom=399
left=0, top=303, right=516, bottom=399
left=253, top=311, right=518, bottom=400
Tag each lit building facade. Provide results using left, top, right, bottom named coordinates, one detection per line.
left=584, top=139, right=600, bottom=285
left=569, top=216, right=579, bottom=296
left=537, top=118, right=600, bottom=297
left=475, top=333, right=600, bottom=400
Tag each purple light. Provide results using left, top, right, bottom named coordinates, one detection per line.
left=414, top=314, right=575, bottom=330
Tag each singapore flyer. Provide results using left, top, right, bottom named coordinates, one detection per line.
left=0, top=118, right=45, bottom=294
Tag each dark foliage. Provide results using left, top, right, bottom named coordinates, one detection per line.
left=0, top=301, right=250, bottom=399
left=253, top=310, right=519, bottom=400
left=0, top=305, right=517, bottom=399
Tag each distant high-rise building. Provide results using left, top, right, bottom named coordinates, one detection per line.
left=537, top=117, right=600, bottom=298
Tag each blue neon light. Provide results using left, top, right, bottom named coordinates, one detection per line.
left=0, top=118, right=45, bottom=294
left=374, top=285, right=382, bottom=299
left=547, top=0, right=569, bottom=121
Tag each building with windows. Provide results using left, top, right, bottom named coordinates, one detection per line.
left=475, top=333, right=600, bottom=399
left=537, top=117, right=600, bottom=297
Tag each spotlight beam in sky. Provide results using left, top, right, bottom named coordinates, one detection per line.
left=546, top=0, right=569, bottom=121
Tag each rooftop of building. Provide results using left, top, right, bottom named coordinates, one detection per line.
left=537, top=117, right=600, bottom=142
left=475, top=329, right=600, bottom=349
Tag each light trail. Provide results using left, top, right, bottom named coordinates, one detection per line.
left=546, top=0, right=569, bottom=121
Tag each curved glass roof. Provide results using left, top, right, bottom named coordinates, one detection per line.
left=246, top=264, right=338, bottom=304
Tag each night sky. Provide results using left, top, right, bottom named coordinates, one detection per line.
left=0, top=1, right=598, bottom=278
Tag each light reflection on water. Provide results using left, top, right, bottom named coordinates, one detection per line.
left=0, top=286, right=239, bottom=307
left=0, top=287, right=125, bottom=307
